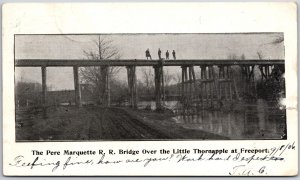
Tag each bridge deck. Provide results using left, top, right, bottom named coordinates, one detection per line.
left=15, top=59, right=285, bottom=67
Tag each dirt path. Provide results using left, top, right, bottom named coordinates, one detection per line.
left=87, top=107, right=171, bottom=140
left=16, top=106, right=228, bottom=141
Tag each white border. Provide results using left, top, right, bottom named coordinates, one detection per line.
left=2, top=2, right=298, bottom=176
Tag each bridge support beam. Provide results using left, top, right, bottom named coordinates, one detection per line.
left=241, top=65, right=256, bottom=98
left=126, top=66, right=137, bottom=108
left=73, top=66, right=82, bottom=107
left=200, top=65, right=213, bottom=108
left=154, top=65, right=163, bottom=110
left=199, top=65, right=205, bottom=107
left=259, top=65, right=274, bottom=82
left=100, top=66, right=110, bottom=107
left=218, top=65, right=239, bottom=101
left=208, top=65, right=216, bottom=106
left=189, top=66, right=197, bottom=99
left=181, top=66, right=197, bottom=105
left=218, top=65, right=231, bottom=100
left=41, top=66, right=47, bottom=107
left=181, top=66, right=187, bottom=100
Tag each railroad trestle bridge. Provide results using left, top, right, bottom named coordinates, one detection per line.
left=16, top=59, right=285, bottom=110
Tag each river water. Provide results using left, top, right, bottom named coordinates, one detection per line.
left=137, top=99, right=286, bottom=140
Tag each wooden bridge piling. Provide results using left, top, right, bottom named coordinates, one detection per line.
left=100, top=66, right=110, bottom=107
left=190, top=66, right=197, bottom=98
left=204, top=66, right=209, bottom=105
left=181, top=66, right=187, bottom=100
left=184, top=66, right=188, bottom=98
left=181, top=66, right=185, bottom=99
left=224, top=66, right=228, bottom=100
left=211, top=66, right=220, bottom=101
left=218, top=65, right=236, bottom=101
left=73, top=66, right=82, bottom=107
left=181, top=65, right=197, bottom=105
left=126, top=66, right=137, bottom=108
left=188, top=66, right=193, bottom=98
left=200, top=66, right=205, bottom=108
left=208, top=65, right=214, bottom=106
left=241, top=65, right=256, bottom=97
left=259, top=65, right=274, bottom=82
left=161, top=65, right=165, bottom=102
left=41, top=66, right=47, bottom=107
left=199, top=65, right=216, bottom=108
left=154, top=65, right=163, bottom=110
left=228, top=66, right=233, bottom=100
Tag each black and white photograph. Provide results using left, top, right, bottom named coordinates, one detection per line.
left=15, top=33, right=286, bottom=141
left=3, top=3, right=297, bottom=176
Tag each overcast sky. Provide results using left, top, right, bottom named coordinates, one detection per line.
left=15, top=33, right=284, bottom=90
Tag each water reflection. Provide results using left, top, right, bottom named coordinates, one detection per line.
left=180, top=99, right=285, bottom=139
left=138, top=99, right=286, bottom=139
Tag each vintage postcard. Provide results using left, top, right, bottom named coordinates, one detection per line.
left=3, top=3, right=298, bottom=176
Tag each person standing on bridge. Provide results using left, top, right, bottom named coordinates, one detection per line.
left=172, top=50, right=176, bottom=60
left=166, top=50, right=169, bottom=60
left=145, top=48, right=152, bottom=60
left=158, top=48, right=162, bottom=60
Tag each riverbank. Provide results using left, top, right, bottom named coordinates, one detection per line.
left=16, top=106, right=229, bottom=141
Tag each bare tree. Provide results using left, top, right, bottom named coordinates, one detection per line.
left=80, top=35, right=121, bottom=105
left=174, top=72, right=182, bottom=83
left=141, top=67, right=154, bottom=97
left=174, top=72, right=182, bottom=95
left=257, top=51, right=264, bottom=60
left=163, top=69, right=174, bottom=87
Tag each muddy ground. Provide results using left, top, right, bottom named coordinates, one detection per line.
left=16, top=106, right=229, bottom=141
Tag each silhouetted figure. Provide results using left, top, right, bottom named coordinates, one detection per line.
left=145, top=49, right=152, bottom=60
left=172, top=50, right=176, bottom=60
left=158, top=48, right=162, bottom=60
left=166, top=50, right=169, bottom=60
